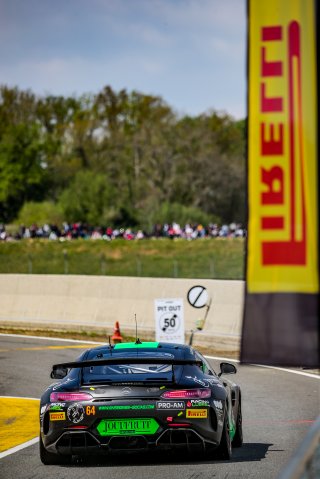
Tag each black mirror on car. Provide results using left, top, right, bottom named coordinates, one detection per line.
left=50, top=367, right=68, bottom=379
left=218, top=362, right=237, bottom=376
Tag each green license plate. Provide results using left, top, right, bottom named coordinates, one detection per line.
left=97, top=417, right=159, bottom=436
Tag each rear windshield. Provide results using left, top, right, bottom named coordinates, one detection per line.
left=82, top=351, right=176, bottom=383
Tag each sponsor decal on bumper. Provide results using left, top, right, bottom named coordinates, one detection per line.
left=97, top=418, right=160, bottom=436
left=186, top=399, right=210, bottom=407
left=156, top=401, right=185, bottom=410
left=49, top=412, right=66, bottom=421
left=49, top=405, right=64, bottom=411
left=213, top=400, right=223, bottom=410
left=67, top=404, right=85, bottom=423
left=99, top=404, right=155, bottom=411
left=186, top=409, right=208, bottom=418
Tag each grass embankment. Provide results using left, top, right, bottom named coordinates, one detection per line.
left=0, top=238, right=245, bottom=279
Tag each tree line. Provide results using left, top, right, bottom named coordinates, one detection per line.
left=0, top=84, right=246, bottom=230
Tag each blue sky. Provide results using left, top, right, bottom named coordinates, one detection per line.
left=0, top=0, right=246, bottom=119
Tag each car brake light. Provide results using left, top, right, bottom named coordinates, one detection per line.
left=161, top=388, right=211, bottom=399
left=50, top=392, right=93, bottom=402
left=168, top=423, right=191, bottom=427
left=66, top=425, right=88, bottom=429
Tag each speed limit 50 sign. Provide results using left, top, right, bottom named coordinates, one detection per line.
left=154, top=298, right=184, bottom=344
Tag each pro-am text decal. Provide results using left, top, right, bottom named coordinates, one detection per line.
left=156, top=401, right=185, bottom=410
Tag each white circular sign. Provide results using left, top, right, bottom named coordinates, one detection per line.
left=187, top=286, right=209, bottom=308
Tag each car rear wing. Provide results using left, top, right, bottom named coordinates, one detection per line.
left=51, top=357, right=202, bottom=380
left=52, top=357, right=202, bottom=372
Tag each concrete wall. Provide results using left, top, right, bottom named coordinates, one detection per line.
left=0, top=274, right=244, bottom=352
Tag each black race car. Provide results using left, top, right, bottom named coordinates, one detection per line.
left=40, top=341, right=243, bottom=464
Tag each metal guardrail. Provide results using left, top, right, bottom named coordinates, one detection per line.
left=277, top=415, right=320, bottom=479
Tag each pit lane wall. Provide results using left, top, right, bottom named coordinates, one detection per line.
left=0, top=274, right=244, bottom=353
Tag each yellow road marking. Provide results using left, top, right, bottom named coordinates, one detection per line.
left=0, top=344, right=90, bottom=352
left=18, top=345, right=89, bottom=351
left=0, top=398, right=40, bottom=452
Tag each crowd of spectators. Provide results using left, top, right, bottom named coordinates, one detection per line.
left=0, top=221, right=246, bottom=242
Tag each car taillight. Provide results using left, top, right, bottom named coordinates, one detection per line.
left=168, top=423, right=191, bottom=427
left=66, top=425, right=88, bottom=430
left=50, top=392, right=93, bottom=402
left=161, top=388, right=211, bottom=399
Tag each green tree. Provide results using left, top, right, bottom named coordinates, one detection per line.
left=146, top=202, right=219, bottom=229
left=0, top=85, right=37, bottom=130
left=0, top=84, right=246, bottom=227
left=93, top=86, right=175, bottom=213
left=15, top=201, right=64, bottom=226
left=36, top=94, right=85, bottom=198
left=59, top=170, right=115, bottom=225
left=166, top=112, right=246, bottom=223
left=0, top=123, right=46, bottom=222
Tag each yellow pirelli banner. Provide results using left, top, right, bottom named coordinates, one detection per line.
left=241, top=0, right=319, bottom=366
left=247, top=0, right=318, bottom=293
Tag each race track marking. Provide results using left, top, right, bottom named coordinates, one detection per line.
left=206, top=355, right=320, bottom=380
left=0, top=333, right=102, bottom=344
left=0, top=437, right=39, bottom=459
left=0, top=344, right=93, bottom=352
left=1, top=334, right=318, bottom=379
left=253, top=364, right=320, bottom=379
left=0, top=397, right=40, bottom=455
left=244, top=419, right=315, bottom=427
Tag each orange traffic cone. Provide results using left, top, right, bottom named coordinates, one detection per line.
left=112, top=321, right=123, bottom=344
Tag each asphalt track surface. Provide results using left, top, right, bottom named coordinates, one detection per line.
left=0, top=334, right=319, bottom=479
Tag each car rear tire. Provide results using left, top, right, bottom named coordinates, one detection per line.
left=232, top=402, right=243, bottom=448
left=39, top=436, right=72, bottom=465
left=213, top=414, right=232, bottom=460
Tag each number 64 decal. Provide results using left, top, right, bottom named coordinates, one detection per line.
left=86, top=405, right=96, bottom=415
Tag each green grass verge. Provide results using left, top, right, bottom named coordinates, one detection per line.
left=0, top=238, right=245, bottom=279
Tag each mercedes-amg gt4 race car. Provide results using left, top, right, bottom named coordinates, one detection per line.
left=40, top=341, right=243, bottom=464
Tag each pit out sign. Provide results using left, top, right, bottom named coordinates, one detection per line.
left=154, top=298, right=184, bottom=344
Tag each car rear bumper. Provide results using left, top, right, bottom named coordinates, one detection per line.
left=44, top=426, right=220, bottom=456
